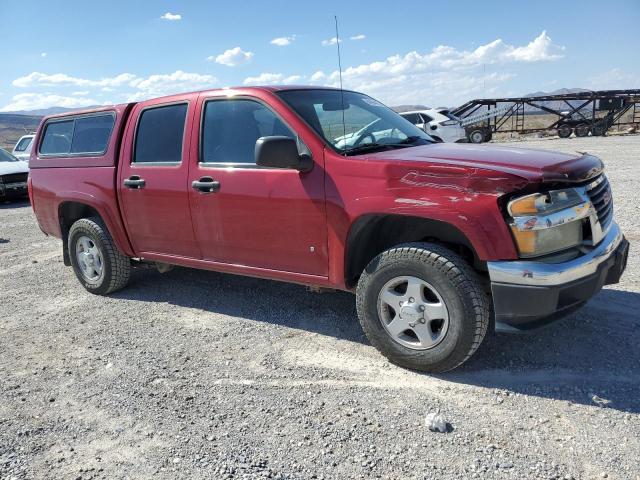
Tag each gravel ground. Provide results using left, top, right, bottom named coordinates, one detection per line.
left=1, top=135, right=639, bottom=480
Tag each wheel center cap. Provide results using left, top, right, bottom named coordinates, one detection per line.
left=400, top=305, right=422, bottom=323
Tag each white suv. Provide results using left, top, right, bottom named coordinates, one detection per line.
left=400, top=109, right=466, bottom=143
left=12, top=134, right=35, bottom=161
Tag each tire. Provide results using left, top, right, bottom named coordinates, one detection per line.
left=68, top=217, right=131, bottom=295
left=557, top=124, right=572, bottom=138
left=468, top=129, right=485, bottom=144
left=356, top=243, right=490, bottom=373
left=591, top=122, right=607, bottom=136
left=484, top=132, right=493, bottom=142
left=575, top=123, right=590, bottom=137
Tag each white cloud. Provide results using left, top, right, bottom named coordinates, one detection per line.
left=321, top=37, right=341, bottom=46
left=12, top=71, right=215, bottom=95
left=243, top=73, right=302, bottom=85
left=7, top=70, right=218, bottom=106
left=350, top=34, right=366, bottom=41
left=504, top=31, right=563, bottom=62
left=309, top=31, right=563, bottom=105
left=310, top=70, right=326, bottom=82
left=271, top=36, right=295, bottom=46
left=13, top=72, right=137, bottom=88
left=0, top=93, right=102, bottom=112
left=210, top=47, right=254, bottom=66
left=131, top=70, right=217, bottom=96
left=40, top=52, right=47, bottom=58
left=588, top=68, right=639, bottom=90
left=160, top=12, right=181, bottom=21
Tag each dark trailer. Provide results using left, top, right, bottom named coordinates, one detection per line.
left=452, top=89, right=640, bottom=143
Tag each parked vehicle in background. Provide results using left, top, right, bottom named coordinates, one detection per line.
left=0, top=148, right=29, bottom=200
left=28, top=86, right=628, bottom=372
left=12, top=134, right=35, bottom=161
left=399, top=109, right=467, bottom=143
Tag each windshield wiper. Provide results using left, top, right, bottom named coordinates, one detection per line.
left=343, top=142, right=414, bottom=156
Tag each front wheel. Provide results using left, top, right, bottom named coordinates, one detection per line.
left=68, top=217, right=131, bottom=295
left=356, top=243, right=490, bottom=372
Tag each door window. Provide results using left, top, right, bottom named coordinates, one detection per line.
left=134, top=103, right=188, bottom=164
left=201, top=99, right=295, bottom=165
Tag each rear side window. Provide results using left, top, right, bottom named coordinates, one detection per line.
left=134, top=103, right=188, bottom=164
left=40, top=121, right=74, bottom=155
left=40, top=114, right=115, bottom=156
left=401, top=113, right=421, bottom=124
left=14, top=137, right=33, bottom=152
left=71, top=115, right=114, bottom=154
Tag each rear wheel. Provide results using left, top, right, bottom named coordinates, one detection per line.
left=591, top=122, right=607, bottom=136
left=557, top=124, right=572, bottom=138
left=68, top=217, right=131, bottom=295
left=356, top=243, right=490, bottom=372
left=575, top=123, right=590, bottom=137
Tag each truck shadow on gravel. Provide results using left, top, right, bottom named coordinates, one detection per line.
left=445, top=288, right=640, bottom=413
left=114, top=266, right=366, bottom=343
left=114, top=268, right=640, bottom=413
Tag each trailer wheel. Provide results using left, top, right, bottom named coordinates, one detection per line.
left=484, top=132, right=493, bottom=142
left=468, top=129, right=485, bottom=144
left=557, top=124, right=572, bottom=138
left=575, top=123, right=590, bottom=137
left=592, top=123, right=607, bottom=136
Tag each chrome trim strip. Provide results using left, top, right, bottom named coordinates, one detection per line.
left=488, top=222, right=623, bottom=287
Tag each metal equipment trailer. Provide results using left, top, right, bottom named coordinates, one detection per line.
left=451, top=89, right=640, bottom=143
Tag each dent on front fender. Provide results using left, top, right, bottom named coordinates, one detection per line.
left=382, top=165, right=528, bottom=261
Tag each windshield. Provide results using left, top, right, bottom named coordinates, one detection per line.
left=277, top=89, right=433, bottom=155
left=0, top=148, right=19, bottom=162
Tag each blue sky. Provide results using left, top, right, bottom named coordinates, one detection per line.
left=0, top=0, right=638, bottom=112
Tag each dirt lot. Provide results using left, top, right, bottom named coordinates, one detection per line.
left=1, top=135, right=639, bottom=480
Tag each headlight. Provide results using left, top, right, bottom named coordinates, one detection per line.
left=508, top=188, right=591, bottom=257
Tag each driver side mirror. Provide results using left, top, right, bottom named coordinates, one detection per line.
left=430, top=124, right=437, bottom=131
left=255, top=136, right=313, bottom=172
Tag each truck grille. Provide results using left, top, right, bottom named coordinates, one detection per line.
left=0, top=173, right=28, bottom=185
left=586, top=174, right=613, bottom=231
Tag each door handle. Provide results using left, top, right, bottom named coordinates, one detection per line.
left=124, top=175, right=145, bottom=189
left=192, top=176, right=220, bottom=193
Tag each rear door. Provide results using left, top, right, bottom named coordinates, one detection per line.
left=187, top=93, right=327, bottom=276
left=118, top=95, right=201, bottom=258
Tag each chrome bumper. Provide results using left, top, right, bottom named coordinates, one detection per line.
left=488, top=222, right=624, bottom=287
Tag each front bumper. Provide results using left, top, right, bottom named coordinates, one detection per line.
left=487, top=222, right=629, bottom=332
left=0, top=181, right=28, bottom=199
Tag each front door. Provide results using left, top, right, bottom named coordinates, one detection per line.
left=188, top=95, right=327, bottom=276
left=118, top=96, right=200, bottom=258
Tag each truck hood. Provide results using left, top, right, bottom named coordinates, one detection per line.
left=365, top=143, right=603, bottom=183
left=0, top=160, right=29, bottom=176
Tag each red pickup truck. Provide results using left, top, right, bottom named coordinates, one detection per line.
left=28, top=86, right=629, bottom=372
